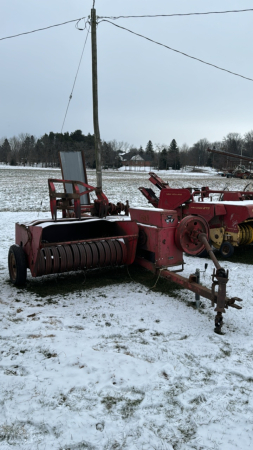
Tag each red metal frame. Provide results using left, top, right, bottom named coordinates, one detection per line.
left=130, top=208, right=242, bottom=332
left=10, top=167, right=244, bottom=333
left=15, top=217, right=139, bottom=277
left=139, top=172, right=253, bottom=243
left=48, top=178, right=98, bottom=220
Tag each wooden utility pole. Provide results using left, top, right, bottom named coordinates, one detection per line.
left=91, top=8, right=102, bottom=191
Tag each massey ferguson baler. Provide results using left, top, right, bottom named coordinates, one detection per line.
left=8, top=173, right=242, bottom=334
left=140, top=172, right=253, bottom=257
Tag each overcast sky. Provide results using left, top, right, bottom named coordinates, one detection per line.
left=1, top=0, right=253, bottom=148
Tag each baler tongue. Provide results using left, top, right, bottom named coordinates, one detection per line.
left=175, top=215, right=243, bottom=333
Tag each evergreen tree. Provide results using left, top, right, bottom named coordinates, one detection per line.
left=0, top=138, right=11, bottom=163
left=70, top=130, right=85, bottom=143
left=168, top=139, right=180, bottom=170
left=139, top=146, right=144, bottom=157
left=102, top=141, right=115, bottom=168
left=159, top=148, right=168, bottom=170
left=145, top=140, right=154, bottom=161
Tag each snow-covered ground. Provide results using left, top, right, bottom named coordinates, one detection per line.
left=0, top=167, right=253, bottom=450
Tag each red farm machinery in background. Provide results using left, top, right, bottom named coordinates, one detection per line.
left=207, top=147, right=253, bottom=179
left=8, top=152, right=243, bottom=334
left=140, top=172, right=253, bottom=258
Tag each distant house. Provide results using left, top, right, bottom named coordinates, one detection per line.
left=121, top=153, right=152, bottom=170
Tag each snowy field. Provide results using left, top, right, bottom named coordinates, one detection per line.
left=0, top=166, right=253, bottom=450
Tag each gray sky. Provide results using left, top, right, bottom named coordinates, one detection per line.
left=1, top=0, right=253, bottom=148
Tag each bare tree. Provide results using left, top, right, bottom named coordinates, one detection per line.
left=108, top=140, right=132, bottom=153
left=223, top=132, right=243, bottom=155
left=179, top=143, right=190, bottom=168
left=244, top=130, right=253, bottom=158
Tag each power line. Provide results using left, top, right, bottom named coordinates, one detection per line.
left=99, top=9, right=253, bottom=20
left=61, top=22, right=90, bottom=133
left=1, top=8, right=253, bottom=42
left=100, top=20, right=253, bottom=82
left=0, top=17, right=86, bottom=41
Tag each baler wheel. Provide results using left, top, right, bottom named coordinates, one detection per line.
left=8, top=244, right=27, bottom=286
left=219, top=242, right=234, bottom=258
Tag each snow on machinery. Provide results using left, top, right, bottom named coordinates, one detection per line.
left=8, top=152, right=242, bottom=334
left=139, top=172, right=253, bottom=258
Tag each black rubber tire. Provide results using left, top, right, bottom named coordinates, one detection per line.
left=219, top=242, right=234, bottom=258
left=196, top=248, right=209, bottom=258
left=8, top=244, right=27, bottom=286
left=186, top=247, right=209, bottom=258
left=196, top=239, right=213, bottom=258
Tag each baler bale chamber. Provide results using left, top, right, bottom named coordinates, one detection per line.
left=8, top=217, right=139, bottom=285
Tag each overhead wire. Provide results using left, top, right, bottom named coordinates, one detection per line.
left=0, top=17, right=86, bottom=41
left=61, top=20, right=91, bottom=133
left=75, top=18, right=90, bottom=31
left=99, top=9, right=253, bottom=20
left=99, top=20, right=253, bottom=82
left=1, top=4, right=252, bottom=126
left=1, top=8, right=253, bottom=42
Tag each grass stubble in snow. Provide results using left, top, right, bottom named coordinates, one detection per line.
left=0, top=167, right=253, bottom=449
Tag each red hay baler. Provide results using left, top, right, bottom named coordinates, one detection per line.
left=140, top=172, right=253, bottom=258
left=8, top=173, right=242, bottom=334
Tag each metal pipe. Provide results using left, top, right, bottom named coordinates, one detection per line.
left=198, top=233, right=221, bottom=270
left=207, top=147, right=253, bottom=163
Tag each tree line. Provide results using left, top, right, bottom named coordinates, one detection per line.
left=1, top=129, right=253, bottom=170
